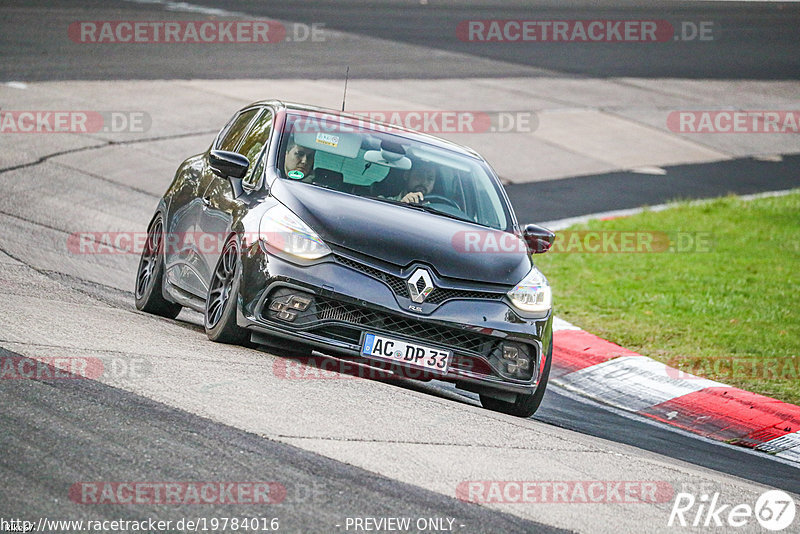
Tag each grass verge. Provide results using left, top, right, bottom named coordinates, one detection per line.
left=535, top=190, right=800, bottom=405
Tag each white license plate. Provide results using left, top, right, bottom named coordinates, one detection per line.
left=360, top=333, right=451, bottom=374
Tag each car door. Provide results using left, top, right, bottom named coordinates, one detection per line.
left=166, top=107, right=262, bottom=297
left=195, top=108, right=274, bottom=295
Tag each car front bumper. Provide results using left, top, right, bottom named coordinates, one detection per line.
left=237, top=244, right=552, bottom=398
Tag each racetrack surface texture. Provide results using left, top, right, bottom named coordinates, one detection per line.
left=1, top=1, right=799, bottom=532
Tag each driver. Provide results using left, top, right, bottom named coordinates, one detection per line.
left=397, top=160, right=437, bottom=204
left=284, top=138, right=316, bottom=180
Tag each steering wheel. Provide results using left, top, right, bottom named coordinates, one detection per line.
left=422, top=194, right=461, bottom=210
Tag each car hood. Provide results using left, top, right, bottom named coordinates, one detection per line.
left=271, top=179, right=531, bottom=285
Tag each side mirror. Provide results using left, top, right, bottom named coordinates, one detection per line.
left=522, top=224, right=555, bottom=254
left=209, top=150, right=249, bottom=179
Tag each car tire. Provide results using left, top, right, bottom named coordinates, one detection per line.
left=135, top=213, right=182, bottom=319
left=204, top=235, right=250, bottom=345
left=480, top=343, right=552, bottom=418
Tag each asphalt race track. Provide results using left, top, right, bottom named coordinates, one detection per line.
left=1, top=1, right=799, bottom=533
left=4, top=0, right=799, bottom=80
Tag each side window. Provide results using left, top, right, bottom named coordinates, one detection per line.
left=216, top=109, right=259, bottom=152
left=239, top=110, right=273, bottom=186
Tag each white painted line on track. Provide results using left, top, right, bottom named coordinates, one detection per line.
left=758, top=431, right=800, bottom=463
left=122, top=0, right=247, bottom=17
left=551, top=316, right=579, bottom=331
left=556, top=356, right=725, bottom=412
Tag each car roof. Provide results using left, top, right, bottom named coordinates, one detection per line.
left=247, top=99, right=484, bottom=160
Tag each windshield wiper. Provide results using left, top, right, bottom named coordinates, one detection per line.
left=413, top=203, right=474, bottom=224
left=370, top=196, right=474, bottom=224
left=369, top=196, right=426, bottom=211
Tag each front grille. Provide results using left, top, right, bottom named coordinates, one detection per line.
left=384, top=274, right=410, bottom=299
left=426, top=288, right=505, bottom=305
left=317, top=302, right=367, bottom=323
left=309, top=324, right=496, bottom=378
left=334, top=254, right=505, bottom=305
left=335, top=254, right=384, bottom=279
left=313, top=297, right=495, bottom=355
left=262, top=290, right=504, bottom=379
left=335, top=255, right=410, bottom=298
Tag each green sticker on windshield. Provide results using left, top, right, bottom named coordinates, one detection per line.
left=287, top=170, right=304, bottom=180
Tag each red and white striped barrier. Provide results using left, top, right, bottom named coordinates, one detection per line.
left=551, top=317, right=800, bottom=463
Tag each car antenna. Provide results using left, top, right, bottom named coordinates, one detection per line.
left=341, top=66, right=350, bottom=112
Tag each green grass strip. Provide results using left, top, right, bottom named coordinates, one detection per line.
left=535, top=190, right=800, bottom=405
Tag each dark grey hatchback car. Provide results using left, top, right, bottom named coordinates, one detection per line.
left=135, top=101, right=555, bottom=417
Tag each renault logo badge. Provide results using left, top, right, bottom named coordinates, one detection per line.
left=407, top=268, right=434, bottom=304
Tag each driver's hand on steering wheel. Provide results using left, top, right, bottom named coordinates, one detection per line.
left=400, top=191, right=425, bottom=204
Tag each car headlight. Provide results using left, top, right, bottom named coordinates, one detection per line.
left=259, top=204, right=331, bottom=260
left=507, top=265, right=552, bottom=314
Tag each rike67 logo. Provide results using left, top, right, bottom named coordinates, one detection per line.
left=668, top=490, right=796, bottom=530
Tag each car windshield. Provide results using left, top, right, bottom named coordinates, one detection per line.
left=277, top=112, right=511, bottom=231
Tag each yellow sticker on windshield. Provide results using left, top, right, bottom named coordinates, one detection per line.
left=315, top=132, right=339, bottom=148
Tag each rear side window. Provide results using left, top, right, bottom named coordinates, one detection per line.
left=216, top=109, right=259, bottom=151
